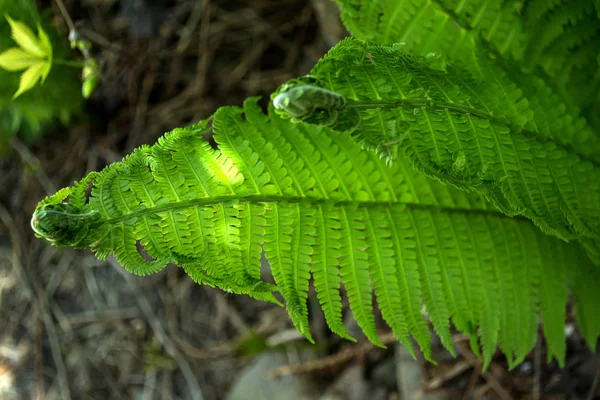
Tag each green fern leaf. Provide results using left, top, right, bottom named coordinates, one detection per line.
left=333, top=0, right=600, bottom=128
left=273, top=38, right=600, bottom=254
left=32, top=100, right=600, bottom=366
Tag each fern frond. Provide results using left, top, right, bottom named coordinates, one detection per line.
left=32, top=100, right=600, bottom=366
left=273, top=39, right=600, bottom=252
left=334, top=0, right=600, bottom=129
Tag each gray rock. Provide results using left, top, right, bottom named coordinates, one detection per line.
left=227, top=352, right=314, bottom=400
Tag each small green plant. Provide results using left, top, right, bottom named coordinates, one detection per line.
left=0, top=14, right=99, bottom=100
left=32, top=0, right=600, bottom=369
left=0, top=0, right=98, bottom=152
left=0, top=15, right=53, bottom=99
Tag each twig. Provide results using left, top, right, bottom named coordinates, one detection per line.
left=83, top=263, right=106, bottom=310
left=174, top=0, right=205, bottom=53
left=161, top=369, right=174, bottom=400
left=40, top=308, right=72, bottom=400
left=35, top=308, right=44, bottom=400
left=222, top=41, right=269, bottom=92
left=109, top=259, right=205, bottom=400
left=88, top=358, right=126, bottom=400
left=53, top=0, right=76, bottom=33
left=11, top=139, right=56, bottom=195
left=78, top=28, right=124, bottom=53
left=462, top=363, right=481, bottom=399
left=474, top=382, right=492, bottom=397
left=454, top=341, right=512, bottom=400
left=44, top=252, right=73, bottom=298
left=425, top=360, right=471, bottom=390
left=211, top=289, right=249, bottom=334
left=173, top=336, right=234, bottom=360
left=64, top=307, right=140, bottom=328
left=587, top=366, right=600, bottom=400
left=268, top=332, right=396, bottom=378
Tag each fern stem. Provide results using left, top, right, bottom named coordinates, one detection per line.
left=346, top=99, right=499, bottom=123
left=104, top=195, right=528, bottom=224
left=344, top=98, right=600, bottom=167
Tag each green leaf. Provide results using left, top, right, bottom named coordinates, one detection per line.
left=31, top=102, right=600, bottom=366
left=2, top=15, right=53, bottom=98
left=13, top=61, right=48, bottom=99
left=0, top=47, right=40, bottom=71
left=275, top=39, right=600, bottom=256
left=37, top=23, right=52, bottom=57
left=36, top=23, right=52, bottom=81
left=5, top=14, right=47, bottom=58
left=332, top=0, right=600, bottom=130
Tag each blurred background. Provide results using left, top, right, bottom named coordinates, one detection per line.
left=0, top=1, right=598, bottom=399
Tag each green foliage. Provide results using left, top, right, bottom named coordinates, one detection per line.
left=0, top=0, right=83, bottom=149
left=272, top=38, right=600, bottom=260
left=33, top=99, right=600, bottom=367
left=333, top=0, right=600, bottom=129
left=0, top=15, right=53, bottom=98
left=32, top=0, right=600, bottom=369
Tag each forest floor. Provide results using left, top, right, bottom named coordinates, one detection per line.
left=0, top=0, right=598, bottom=399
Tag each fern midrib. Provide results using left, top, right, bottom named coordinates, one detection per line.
left=314, top=203, right=350, bottom=338
left=345, top=92, right=598, bottom=167
left=102, top=194, right=524, bottom=224
left=407, top=209, right=453, bottom=349
left=348, top=98, right=499, bottom=122
left=478, top=215, right=501, bottom=364
left=498, top=221, right=520, bottom=363
left=446, top=213, right=476, bottom=324
left=292, top=203, right=304, bottom=311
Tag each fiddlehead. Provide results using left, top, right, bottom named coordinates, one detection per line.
left=31, top=173, right=112, bottom=252
left=272, top=76, right=362, bottom=132
left=273, top=85, right=346, bottom=122
left=272, top=76, right=503, bottom=164
left=31, top=202, right=103, bottom=247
